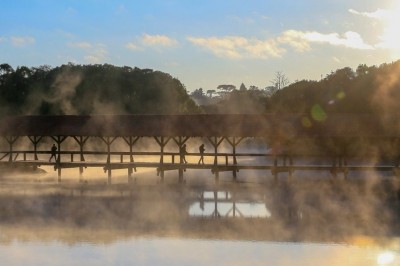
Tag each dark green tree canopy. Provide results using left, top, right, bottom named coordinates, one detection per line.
left=0, top=63, right=200, bottom=115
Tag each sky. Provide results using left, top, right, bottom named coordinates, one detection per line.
left=1, top=0, right=400, bottom=92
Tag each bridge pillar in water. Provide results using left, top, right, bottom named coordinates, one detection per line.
left=208, top=137, right=225, bottom=183
left=330, top=139, right=349, bottom=179
left=100, top=136, right=117, bottom=185
left=226, top=137, right=244, bottom=181
left=51, top=136, right=67, bottom=183
left=73, top=136, right=89, bottom=182
left=28, top=136, right=42, bottom=161
left=173, top=136, right=189, bottom=183
left=4, top=136, right=18, bottom=163
left=123, top=136, right=140, bottom=184
left=155, top=136, right=171, bottom=183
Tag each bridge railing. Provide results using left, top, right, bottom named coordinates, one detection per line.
left=1, top=149, right=398, bottom=165
left=0, top=150, right=277, bottom=164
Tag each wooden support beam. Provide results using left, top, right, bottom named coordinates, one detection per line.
left=72, top=136, right=89, bottom=182
left=99, top=137, right=117, bottom=185
left=0, top=153, right=9, bottom=161
left=122, top=136, right=140, bottom=176
left=51, top=136, right=67, bottom=182
left=28, top=136, right=43, bottom=160
left=225, top=137, right=244, bottom=181
left=207, top=137, right=225, bottom=183
left=154, top=136, right=171, bottom=183
left=4, top=136, right=19, bottom=162
left=173, top=136, right=189, bottom=183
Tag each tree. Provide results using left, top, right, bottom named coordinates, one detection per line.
left=217, top=84, right=236, bottom=92
left=206, top=89, right=216, bottom=98
left=356, top=64, right=369, bottom=76
left=239, top=83, right=247, bottom=91
left=217, top=84, right=236, bottom=98
left=0, top=63, right=14, bottom=75
left=264, top=86, right=276, bottom=96
left=0, top=63, right=201, bottom=115
left=270, top=71, right=290, bottom=91
left=190, top=88, right=210, bottom=106
left=191, top=88, right=204, bottom=98
left=249, top=85, right=259, bottom=91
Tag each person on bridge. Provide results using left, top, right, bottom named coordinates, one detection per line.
left=180, top=144, right=188, bottom=164
left=198, top=144, right=205, bottom=164
left=49, top=144, right=57, bottom=162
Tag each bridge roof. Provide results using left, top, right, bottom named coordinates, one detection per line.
left=0, top=114, right=397, bottom=138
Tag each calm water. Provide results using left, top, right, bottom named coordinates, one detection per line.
left=0, top=168, right=399, bottom=266
left=1, top=237, right=399, bottom=266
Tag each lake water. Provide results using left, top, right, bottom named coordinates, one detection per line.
left=1, top=236, right=399, bottom=266
left=0, top=168, right=399, bottom=265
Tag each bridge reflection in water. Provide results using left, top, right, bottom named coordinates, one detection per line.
left=1, top=115, right=400, bottom=184
left=0, top=180, right=399, bottom=244
left=189, top=191, right=271, bottom=218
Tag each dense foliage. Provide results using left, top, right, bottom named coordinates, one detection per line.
left=1, top=60, right=400, bottom=118
left=196, top=60, right=400, bottom=119
left=0, top=63, right=200, bottom=115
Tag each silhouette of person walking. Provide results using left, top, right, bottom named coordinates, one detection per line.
left=49, top=144, right=57, bottom=162
left=198, top=144, right=205, bottom=164
left=180, top=144, right=188, bottom=164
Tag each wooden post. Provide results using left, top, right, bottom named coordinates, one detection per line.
left=207, top=137, right=225, bottom=183
left=100, top=136, right=117, bottom=185
left=270, top=140, right=280, bottom=182
left=395, top=138, right=400, bottom=168
left=154, top=137, right=171, bottom=183
left=284, top=140, right=294, bottom=179
left=122, top=136, right=140, bottom=184
left=213, top=191, right=219, bottom=218
left=28, top=136, right=42, bottom=160
left=173, top=136, right=189, bottom=183
left=51, top=136, right=67, bottom=183
left=73, top=136, right=89, bottom=182
left=341, top=143, right=348, bottom=179
left=226, top=137, right=244, bottom=181
left=4, top=136, right=18, bottom=163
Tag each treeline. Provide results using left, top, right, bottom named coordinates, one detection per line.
left=0, top=63, right=200, bottom=115
left=196, top=60, right=400, bottom=119
left=1, top=61, right=400, bottom=118
left=268, top=62, right=400, bottom=116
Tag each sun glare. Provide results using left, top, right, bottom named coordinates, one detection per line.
left=377, top=251, right=395, bottom=265
left=380, top=3, right=400, bottom=59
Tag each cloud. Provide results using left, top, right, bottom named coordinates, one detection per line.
left=125, top=34, right=178, bottom=52
left=188, top=29, right=373, bottom=60
left=187, top=36, right=285, bottom=59
left=348, top=8, right=390, bottom=19
left=84, top=45, right=108, bottom=63
left=67, top=42, right=92, bottom=49
left=141, top=34, right=178, bottom=46
left=305, top=31, right=373, bottom=49
left=65, top=41, right=108, bottom=63
left=10, top=36, right=35, bottom=47
left=349, top=6, right=400, bottom=53
left=0, top=37, right=5, bottom=43
left=280, top=30, right=374, bottom=50
left=278, top=30, right=311, bottom=52
left=125, top=43, right=141, bottom=51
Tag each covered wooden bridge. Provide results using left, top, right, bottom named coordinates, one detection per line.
left=0, top=114, right=399, bottom=184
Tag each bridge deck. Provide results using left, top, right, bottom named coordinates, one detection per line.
left=1, top=159, right=397, bottom=172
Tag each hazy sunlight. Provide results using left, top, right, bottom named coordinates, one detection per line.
left=377, top=251, right=395, bottom=265
left=380, top=3, right=400, bottom=59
